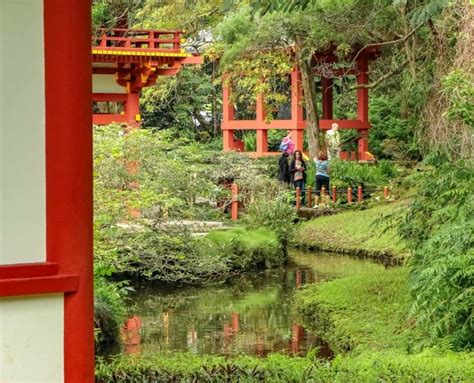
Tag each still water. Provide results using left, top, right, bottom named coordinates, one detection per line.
left=119, top=251, right=384, bottom=357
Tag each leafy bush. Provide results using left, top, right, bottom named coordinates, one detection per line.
left=94, top=273, right=130, bottom=351
left=100, top=225, right=230, bottom=284
left=95, top=350, right=474, bottom=382
left=329, top=159, right=397, bottom=189
left=204, top=227, right=283, bottom=269
left=395, top=158, right=474, bottom=350
left=242, top=194, right=297, bottom=250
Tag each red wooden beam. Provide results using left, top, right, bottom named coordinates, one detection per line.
left=0, top=262, right=58, bottom=279
left=0, top=275, right=79, bottom=298
left=45, top=1, right=94, bottom=381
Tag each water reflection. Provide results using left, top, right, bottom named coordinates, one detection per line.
left=116, top=251, right=383, bottom=357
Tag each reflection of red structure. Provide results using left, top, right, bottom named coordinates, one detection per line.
left=291, top=324, right=305, bottom=354
left=92, top=29, right=201, bottom=127
left=224, top=312, right=240, bottom=339
left=122, top=315, right=142, bottom=355
left=222, top=48, right=379, bottom=160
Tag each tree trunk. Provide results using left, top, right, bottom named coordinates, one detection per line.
left=295, top=38, right=320, bottom=159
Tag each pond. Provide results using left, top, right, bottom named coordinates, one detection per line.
left=117, top=250, right=385, bottom=358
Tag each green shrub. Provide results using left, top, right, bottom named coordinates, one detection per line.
left=203, top=227, right=283, bottom=269
left=94, top=275, right=129, bottom=351
left=95, top=350, right=474, bottom=382
left=242, top=194, right=297, bottom=250
left=329, top=159, right=397, bottom=189
left=395, top=158, right=474, bottom=349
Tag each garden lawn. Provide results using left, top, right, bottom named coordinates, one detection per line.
left=295, top=203, right=407, bottom=258
left=296, top=267, right=420, bottom=354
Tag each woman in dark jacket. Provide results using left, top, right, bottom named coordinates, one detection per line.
left=278, top=152, right=290, bottom=184
left=289, top=150, right=306, bottom=204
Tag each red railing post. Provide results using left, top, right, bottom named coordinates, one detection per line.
left=332, top=186, right=337, bottom=203
left=174, top=31, right=180, bottom=49
left=296, top=187, right=301, bottom=209
left=231, top=183, right=238, bottom=221
left=307, top=186, right=312, bottom=208
left=384, top=186, right=389, bottom=200
left=148, top=31, right=155, bottom=49
left=347, top=187, right=352, bottom=205
left=100, top=32, right=107, bottom=47
left=357, top=185, right=363, bottom=203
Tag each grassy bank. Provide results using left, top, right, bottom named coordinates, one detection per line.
left=96, top=347, right=474, bottom=382
left=96, top=266, right=474, bottom=382
left=293, top=266, right=474, bottom=382
left=296, top=267, right=420, bottom=354
left=295, top=204, right=406, bottom=259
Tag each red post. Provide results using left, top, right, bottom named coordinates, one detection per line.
left=357, top=55, right=370, bottom=161
left=223, top=130, right=235, bottom=151
left=256, top=129, right=268, bottom=155
left=222, top=80, right=235, bottom=151
left=45, top=0, right=94, bottom=381
left=291, top=67, right=304, bottom=124
left=384, top=186, right=389, bottom=200
left=321, top=77, right=333, bottom=119
left=307, top=186, right=312, bottom=208
left=148, top=31, right=155, bottom=49
left=358, top=185, right=363, bottom=203
left=332, top=186, right=337, bottom=203
left=231, top=183, right=238, bottom=221
left=292, top=129, right=304, bottom=152
left=347, top=187, right=352, bottom=204
left=125, top=92, right=141, bottom=127
left=296, top=187, right=301, bottom=209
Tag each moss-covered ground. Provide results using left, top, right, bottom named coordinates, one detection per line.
left=295, top=203, right=407, bottom=259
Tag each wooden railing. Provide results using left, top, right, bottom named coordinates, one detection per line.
left=92, top=28, right=183, bottom=51
left=229, top=183, right=391, bottom=220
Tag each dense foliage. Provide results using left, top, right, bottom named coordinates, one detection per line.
left=395, top=157, right=474, bottom=350
left=96, top=348, right=474, bottom=382
left=94, top=124, right=293, bottom=284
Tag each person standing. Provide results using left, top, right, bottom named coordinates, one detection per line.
left=314, top=149, right=330, bottom=207
left=279, top=130, right=295, bottom=156
left=325, top=123, right=341, bottom=161
left=278, top=152, right=291, bottom=184
left=290, top=150, right=306, bottom=204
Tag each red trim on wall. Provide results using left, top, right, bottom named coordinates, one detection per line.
left=44, top=1, right=94, bottom=382
left=93, top=114, right=128, bottom=125
left=93, top=93, right=128, bottom=102
left=0, top=275, right=79, bottom=298
left=0, top=262, right=58, bottom=279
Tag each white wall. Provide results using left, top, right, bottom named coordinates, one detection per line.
left=0, top=0, right=46, bottom=264
left=0, top=294, right=64, bottom=382
left=93, top=74, right=127, bottom=94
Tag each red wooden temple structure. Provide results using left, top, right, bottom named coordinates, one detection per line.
left=92, top=29, right=201, bottom=127
left=221, top=47, right=380, bottom=161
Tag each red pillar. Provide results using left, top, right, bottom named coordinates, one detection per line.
left=256, top=93, right=267, bottom=155
left=231, top=183, right=238, bottom=221
left=291, top=67, right=304, bottom=124
left=256, top=129, right=268, bottom=155
left=292, top=129, right=304, bottom=151
left=223, top=130, right=235, bottom=151
left=44, top=0, right=94, bottom=381
left=125, top=92, right=140, bottom=127
left=357, top=56, right=369, bottom=160
left=321, top=77, right=333, bottom=120
left=222, top=81, right=235, bottom=151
